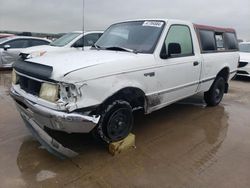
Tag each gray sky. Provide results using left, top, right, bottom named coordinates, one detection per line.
left=0, top=0, right=249, bottom=40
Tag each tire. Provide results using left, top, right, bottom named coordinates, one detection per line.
left=92, top=100, right=133, bottom=143
left=204, top=77, right=226, bottom=106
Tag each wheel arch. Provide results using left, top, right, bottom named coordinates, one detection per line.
left=216, top=67, right=230, bottom=93
left=98, top=87, right=147, bottom=113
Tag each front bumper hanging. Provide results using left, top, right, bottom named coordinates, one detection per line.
left=10, top=87, right=100, bottom=159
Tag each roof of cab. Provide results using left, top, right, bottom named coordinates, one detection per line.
left=108, top=19, right=236, bottom=32
left=194, top=24, right=236, bottom=33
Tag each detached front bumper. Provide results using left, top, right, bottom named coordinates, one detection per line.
left=10, top=87, right=100, bottom=158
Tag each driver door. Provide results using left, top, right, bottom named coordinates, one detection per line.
left=155, top=25, right=201, bottom=107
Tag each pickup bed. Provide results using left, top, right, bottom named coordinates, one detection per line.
left=11, top=19, right=239, bottom=158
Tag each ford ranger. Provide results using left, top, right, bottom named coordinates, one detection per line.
left=10, top=19, right=239, bottom=158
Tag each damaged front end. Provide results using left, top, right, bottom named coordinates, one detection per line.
left=10, top=67, right=100, bottom=159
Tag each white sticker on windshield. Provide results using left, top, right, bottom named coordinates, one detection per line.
left=142, top=21, right=164, bottom=28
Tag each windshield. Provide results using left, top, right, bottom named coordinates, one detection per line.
left=95, top=20, right=165, bottom=53
left=50, top=32, right=81, bottom=47
left=239, top=43, right=250, bottom=53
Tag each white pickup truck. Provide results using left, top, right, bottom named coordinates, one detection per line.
left=10, top=19, right=239, bottom=158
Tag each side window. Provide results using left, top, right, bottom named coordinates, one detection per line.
left=199, top=30, right=216, bottom=51
left=84, top=33, right=100, bottom=46
left=215, top=33, right=224, bottom=50
left=30, top=39, right=49, bottom=46
left=72, top=33, right=101, bottom=47
left=5, top=39, right=29, bottom=48
left=163, top=25, right=193, bottom=57
left=224, top=32, right=238, bottom=50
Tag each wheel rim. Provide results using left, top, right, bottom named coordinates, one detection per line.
left=214, top=81, right=224, bottom=103
left=107, top=108, right=132, bottom=141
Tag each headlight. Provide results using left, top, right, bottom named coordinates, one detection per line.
left=12, top=69, right=19, bottom=84
left=39, top=83, right=59, bottom=102
left=27, top=51, right=47, bottom=59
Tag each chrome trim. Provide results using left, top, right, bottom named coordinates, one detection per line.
left=10, top=87, right=100, bottom=133
left=146, top=77, right=215, bottom=97
left=200, top=76, right=216, bottom=83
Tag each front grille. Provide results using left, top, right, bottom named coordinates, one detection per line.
left=238, top=61, right=248, bottom=68
left=18, top=75, right=42, bottom=96
left=237, top=70, right=249, bottom=75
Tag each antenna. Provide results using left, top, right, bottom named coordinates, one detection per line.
left=82, top=0, right=85, bottom=51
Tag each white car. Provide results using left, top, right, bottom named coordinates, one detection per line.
left=11, top=19, right=239, bottom=158
left=20, top=31, right=103, bottom=60
left=238, top=42, right=250, bottom=77
left=0, top=36, right=50, bottom=68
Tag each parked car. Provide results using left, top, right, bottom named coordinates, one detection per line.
left=11, top=19, right=239, bottom=158
left=237, top=42, right=250, bottom=77
left=20, top=31, right=103, bottom=60
left=0, top=36, right=50, bottom=68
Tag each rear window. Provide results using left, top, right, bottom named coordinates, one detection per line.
left=215, top=33, right=225, bottom=50
left=224, top=32, right=238, bottom=50
left=199, top=30, right=216, bottom=51
left=198, top=29, right=238, bottom=52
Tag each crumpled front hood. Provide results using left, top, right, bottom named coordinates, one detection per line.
left=28, top=50, right=142, bottom=81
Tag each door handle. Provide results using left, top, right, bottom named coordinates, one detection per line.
left=144, top=72, right=155, bottom=77
left=193, top=61, right=199, bottom=66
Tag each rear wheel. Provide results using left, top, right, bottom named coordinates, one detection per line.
left=92, top=100, right=133, bottom=143
left=204, top=77, right=226, bottom=106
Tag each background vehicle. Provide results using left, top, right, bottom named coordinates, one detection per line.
left=0, top=36, right=50, bottom=68
left=20, top=31, right=103, bottom=60
left=238, top=42, right=250, bottom=77
left=11, top=19, right=239, bottom=158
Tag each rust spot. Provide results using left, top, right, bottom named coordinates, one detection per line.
left=147, top=94, right=162, bottom=108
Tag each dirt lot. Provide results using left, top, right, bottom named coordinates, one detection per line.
left=0, top=70, right=250, bottom=188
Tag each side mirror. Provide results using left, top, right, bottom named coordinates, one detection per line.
left=3, top=44, right=11, bottom=51
left=160, top=43, right=182, bottom=59
left=168, top=43, right=181, bottom=57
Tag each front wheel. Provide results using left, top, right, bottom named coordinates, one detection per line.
left=204, top=77, right=226, bottom=106
left=92, top=100, right=133, bottom=143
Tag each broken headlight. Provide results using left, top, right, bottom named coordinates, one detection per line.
left=39, top=83, right=59, bottom=102
left=59, top=83, right=80, bottom=103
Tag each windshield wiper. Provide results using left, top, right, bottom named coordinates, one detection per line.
left=105, top=46, right=138, bottom=53
left=91, top=44, right=102, bottom=50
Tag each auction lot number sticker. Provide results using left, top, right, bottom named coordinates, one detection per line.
left=142, top=21, right=164, bottom=28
